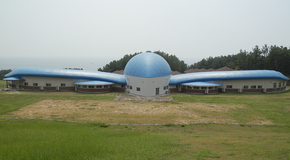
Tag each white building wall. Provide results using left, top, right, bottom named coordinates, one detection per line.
left=20, top=76, right=86, bottom=89
left=125, top=75, right=171, bottom=97
left=212, top=79, right=286, bottom=91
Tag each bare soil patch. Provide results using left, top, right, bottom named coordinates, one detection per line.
left=3, top=100, right=273, bottom=124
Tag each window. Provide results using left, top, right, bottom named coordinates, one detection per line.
left=121, top=85, right=125, bottom=88
left=24, top=82, right=28, bottom=86
left=83, top=85, right=87, bottom=88
left=187, top=86, right=192, bottom=89
left=201, top=87, right=206, bottom=89
left=214, top=87, right=218, bottom=89
left=46, top=83, right=51, bottom=87
left=226, top=85, right=232, bottom=89
left=61, top=83, right=66, bottom=87
left=130, top=86, right=132, bottom=89
left=104, top=85, right=108, bottom=88
left=89, top=85, right=94, bottom=88
left=156, top=88, right=159, bottom=95
left=97, top=85, right=102, bottom=88
left=251, top=85, right=256, bottom=89
left=279, top=83, right=281, bottom=87
left=164, top=86, right=166, bottom=90
left=273, top=83, right=277, bottom=88
left=193, top=86, right=199, bottom=90
left=243, top=85, right=248, bottom=89
left=33, top=83, right=38, bottom=86
left=209, top=87, right=213, bottom=89
left=258, top=85, right=262, bottom=89
left=137, top=87, right=140, bottom=91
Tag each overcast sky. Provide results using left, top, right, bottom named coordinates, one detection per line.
left=1, top=0, right=290, bottom=71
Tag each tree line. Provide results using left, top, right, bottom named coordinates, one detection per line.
left=189, top=45, right=290, bottom=76
left=98, top=51, right=188, bottom=73
left=98, top=45, right=290, bottom=76
left=0, top=69, right=12, bottom=80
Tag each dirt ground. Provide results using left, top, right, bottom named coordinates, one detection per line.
left=2, top=99, right=273, bottom=125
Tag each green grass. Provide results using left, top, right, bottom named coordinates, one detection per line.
left=170, top=91, right=290, bottom=125
left=0, top=119, right=186, bottom=160
left=0, top=80, right=6, bottom=88
left=1, top=90, right=290, bottom=159
left=1, top=119, right=290, bottom=159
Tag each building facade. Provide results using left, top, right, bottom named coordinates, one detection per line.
left=3, top=52, right=289, bottom=96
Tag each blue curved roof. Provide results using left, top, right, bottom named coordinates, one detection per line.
left=169, top=70, right=289, bottom=85
left=4, top=68, right=127, bottom=85
left=182, top=82, right=221, bottom=86
left=3, top=77, right=24, bottom=81
left=124, top=52, right=172, bottom=78
left=74, top=81, right=114, bottom=85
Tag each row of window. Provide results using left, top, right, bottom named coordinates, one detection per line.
left=185, top=86, right=218, bottom=90
left=185, top=84, right=284, bottom=90
left=23, top=82, right=114, bottom=89
left=227, top=83, right=285, bottom=89
left=77, top=85, right=111, bottom=89
left=227, top=85, right=263, bottom=89
left=127, top=85, right=169, bottom=92
left=23, top=82, right=66, bottom=87
left=273, top=82, right=284, bottom=88
left=243, top=85, right=262, bottom=89
left=163, top=86, right=169, bottom=90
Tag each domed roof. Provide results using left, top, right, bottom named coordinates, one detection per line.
left=124, top=52, right=172, bottom=78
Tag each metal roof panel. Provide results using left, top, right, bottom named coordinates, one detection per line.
left=181, top=82, right=221, bottom=86
left=170, top=70, right=289, bottom=85
left=74, top=81, right=114, bottom=85
left=5, top=68, right=127, bottom=85
left=124, top=53, right=172, bottom=78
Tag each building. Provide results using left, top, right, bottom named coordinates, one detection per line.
left=3, top=52, right=289, bottom=96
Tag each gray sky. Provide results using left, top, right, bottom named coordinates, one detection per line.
left=1, top=0, right=290, bottom=71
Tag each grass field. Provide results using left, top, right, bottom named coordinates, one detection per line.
left=0, top=80, right=290, bottom=159
left=0, top=80, right=6, bottom=88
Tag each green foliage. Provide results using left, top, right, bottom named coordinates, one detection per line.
left=98, top=51, right=188, bottom=73
left=188, top=45, right=290, bottom=76
left=0, top=69, right=11, bottom=80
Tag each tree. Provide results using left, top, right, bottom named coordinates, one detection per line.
left=0, top=69, right=12, bottom=80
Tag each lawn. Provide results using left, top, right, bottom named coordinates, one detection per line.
left=0, top=80, right=6, bottom=89
left=0, top=84, right=290, bottom=159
